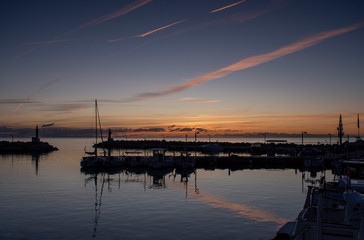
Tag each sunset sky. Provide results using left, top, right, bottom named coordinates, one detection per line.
left=1, top=0, right=363, bottom=137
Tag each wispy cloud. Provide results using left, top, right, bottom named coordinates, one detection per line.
left=173, top=0, right=287, bottom=37
left=210, top=0, right=247, bottom=13
left=133, top=20, right=186, bottom=38
left=67, top=0, right=152, bottom=35
left=36, top=103, right=91, bottom=112
left=15, top=70, right=83, bottom=111
left=15, top=0, right=152, bottom=59
left=178, top=97, right=220, bottom=103
left=108, top=37, right=127, bottom=43
left=108, top=19, right=186, bottom=43
left=126, top=22, right=364, bottom=102
left=21, top=39, right=79, bottom=46
left=0, top=99, right=39, bottom=104
left=41, top=123, right=55, bottom=128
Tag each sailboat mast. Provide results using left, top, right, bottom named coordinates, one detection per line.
left=358, top=113, right=360, bottom=139
left=95, top=99, right=98, bottom=156
left=337, top=114, right=344, bottom=146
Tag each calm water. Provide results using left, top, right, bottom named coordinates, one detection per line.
left=0, top=138, right=334, bottom=240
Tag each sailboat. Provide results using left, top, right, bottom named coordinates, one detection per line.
left=80, top=100, right=126, bottom=169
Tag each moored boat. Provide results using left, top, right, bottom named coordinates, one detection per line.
left=273, top=158, right=364, bottom=240
left=80, top=100, right=126, bottom=169
left=175, top=151, right=195, bottom=169
left=148, top=148, right=174, bottom=169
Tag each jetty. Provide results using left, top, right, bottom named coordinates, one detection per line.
left=89, top=137, right=364, bottom=171
left=96, top=138, right=364, bottom=157
left=0, top=126, right=58, bottom=154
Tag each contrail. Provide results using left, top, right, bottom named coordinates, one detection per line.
left=133, top=20, right=186, bottom=38
left=21, top=39, right=78, bottom=46
left=178, top=98, right=220, bottom=103
left=108, top=19, right=186, bottom=43
left=66, top=0, right=152, bottom=36
left=126, top=22, right=364, bottom=102
left=15, top=70, right=83, bottom=111
left=211, top=0, right=247, bottom=13
left=15, top=0, right=151, bottom=59
left=169, top=0, right=288, bottom=43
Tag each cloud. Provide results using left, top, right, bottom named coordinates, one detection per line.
left=132, top=128, right=165, bottom=132
left=172, top=0, right=287, bottom=37
left=196, top=128, right=208, bottom=132
left=21, top=39, right=79, bottom=46
left=169, top=127, right=195, bottom=132
left=125, top=22, right=364, bottom=102
left=67, top=0, right=152, bottom=35
left=210, top=0, right=247, bottom=13
left=108, top=19, right=186, bottom=43
left=15, top=69, right=83, bottom=111
left=16, top=0, right=152, bottom=59
left=37, top=103, right=90, bottom=112
left=133, top=20, right=186, bottom=38
left=178, top=98, right=220, bottom=103
left=168, top=125, right=176, bottom=130
left=0, top=99, right=39, bottom=104
left=108, top=37, right=127, bottom=43
left=41, top=123, right=55, bottom=128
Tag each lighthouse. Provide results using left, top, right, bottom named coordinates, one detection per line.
left=108, top=129, right=113, bottom=142
left=32, top=125, right=40, bottom=143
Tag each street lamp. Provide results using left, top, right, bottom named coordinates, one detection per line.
left=301, top=132, right=307, bottom=145
left=328, top=134, right=332, bottom=145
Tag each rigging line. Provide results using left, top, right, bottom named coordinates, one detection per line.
left=96, top=100, right=106, bottom=156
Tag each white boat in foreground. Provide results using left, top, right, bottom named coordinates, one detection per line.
left=274, top=158, right=364, bottom=240
left=274, top=181, right=364, bottom=240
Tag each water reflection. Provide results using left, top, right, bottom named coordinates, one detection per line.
left=5, top=153, right=48, bottom=175
left=82, top=167, right=321, bottom=229
left=84, top=174, right=107, bottom=238
left=172, top=168, right=197, bottom=198
left=32, top=154, right=40, bottom=175
left=147, top=168, right=173, bottom=189
left=301, top=169, right=326, bottom=193
left=189, top=188, right=289, bottom=225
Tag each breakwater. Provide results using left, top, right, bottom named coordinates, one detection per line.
left=96, top=139, right=364, bottom=157
left=0, top=141, right=58, bottom=154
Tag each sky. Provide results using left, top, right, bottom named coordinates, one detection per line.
left=1, top=0, right=363, bottom=138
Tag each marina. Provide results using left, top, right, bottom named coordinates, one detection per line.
left=1, top=1, right=363, bottom=239
left=0, top=137, right=335, bottom=240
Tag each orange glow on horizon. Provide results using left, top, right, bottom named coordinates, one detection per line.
left=4, top=111, right=361, bottom=136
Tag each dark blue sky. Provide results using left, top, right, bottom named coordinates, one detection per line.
left=1, top=0, right=363, bottom=136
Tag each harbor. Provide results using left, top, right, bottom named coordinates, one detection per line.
left=0, top=138, right=336, bottom=240
left=89, top=136, right=364, bottom=170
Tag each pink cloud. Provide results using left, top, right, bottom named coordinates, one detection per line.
left=127, top=22, right=364, bottom=102
left=133, top=20, right=186, bottom=38
left=210, top=0, right=247, bottom=13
